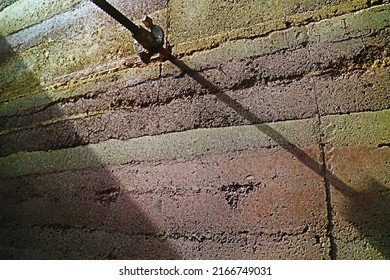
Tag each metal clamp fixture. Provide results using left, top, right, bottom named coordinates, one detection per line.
left=91, top=0, right=165, bottom=63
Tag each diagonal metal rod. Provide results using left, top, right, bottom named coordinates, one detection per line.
left=91, top=0, right=172, bottom=62
left=92, top=0, right=140, bottom=36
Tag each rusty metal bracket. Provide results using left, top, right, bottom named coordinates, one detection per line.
left=91, top=0, right=166, bottom=63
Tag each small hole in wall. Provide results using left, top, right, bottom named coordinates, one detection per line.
left=219, top=183, right=259, bottom=210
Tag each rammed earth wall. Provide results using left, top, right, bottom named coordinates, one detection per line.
left=0, top=0, right=389, bottom=259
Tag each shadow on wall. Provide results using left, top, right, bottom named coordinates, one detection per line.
left=338, top=177, right=390, bottom=258
left=168, top=57, right=390, bottom=259
left=1, top=33, right=389, bottom=259
left=0, top=36, right=178, bottom=259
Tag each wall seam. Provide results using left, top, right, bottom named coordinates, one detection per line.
left=320, top=143, right=337, bottom=259
left=313, top=73, right=337, bottom=260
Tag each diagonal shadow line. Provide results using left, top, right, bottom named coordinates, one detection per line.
left=166, top=56, right=357, bottom=198
left=167, top=54, right=390, bottom=259
left=164, top=54, right=365, bottom=259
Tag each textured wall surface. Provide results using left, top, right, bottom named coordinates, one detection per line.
left=0, top=0, right=389, bottom=259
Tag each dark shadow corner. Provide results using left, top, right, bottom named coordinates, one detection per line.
left=0, top=36, right=178, bottom=259
left=342, top=177, right=390, bottom=259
